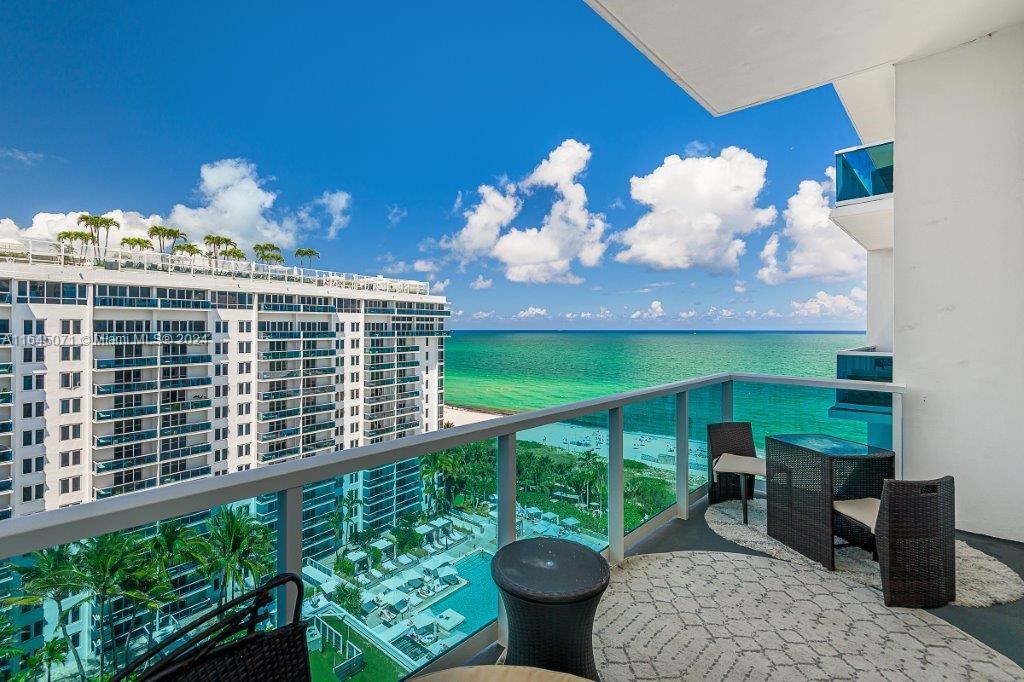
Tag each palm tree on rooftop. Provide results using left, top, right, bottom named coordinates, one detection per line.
left=173, top=242, right=204, bottom=268
left=221, top=246, right=246, bottom=261
left=202, top=235, right=236, bottom=263
left=294, top=248, right=320, bottom=268
left=77, top=214, right=119, bottom=258
left=6, top=545, right=87, bottom=680
left=57, top=230, right=96, bottom=261
left=120, top=236, right=153, bottom=252
left=252, top=242, right=283, bottom=265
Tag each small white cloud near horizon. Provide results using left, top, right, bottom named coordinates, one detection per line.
left=678, top=309, right=697, bottom=320
left=514, top=306, right=549, bottom=319
left=790, top=288, right=865, bottom=318
left=758, top=167, right=865, bottom=284
left=472, top=310, right=495, bottom=320
left=615, top=146, right=777, bottom=272
left=469, top=274, right=493, bottom=290
left=580, top=307, right=613, bottom=320
left=630, top=300, right=666, bottom=320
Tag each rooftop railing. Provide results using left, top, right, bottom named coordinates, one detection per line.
left=0, top=238, right=432, bottom=296
left=0, top=372, right=905, bottom=680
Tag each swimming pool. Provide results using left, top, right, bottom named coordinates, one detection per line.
left=428, top=551, right=498, bottom=636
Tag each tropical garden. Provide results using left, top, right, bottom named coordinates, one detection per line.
left=0, top=506, right=273, bottom=681
left=52, top=214, right=322, bottom=271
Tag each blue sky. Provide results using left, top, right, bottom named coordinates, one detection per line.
left=0, top=1, right=866, bottom=330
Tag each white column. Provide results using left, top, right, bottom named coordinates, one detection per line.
left=675, top=391, right=689, bottom=520
left=721, top=380, right=734, bottom=422
left=608, top=407, right=624, bottom=564
left=275, top=486, right=303, bottom=626
left=496, top=433, right=517, bottom=646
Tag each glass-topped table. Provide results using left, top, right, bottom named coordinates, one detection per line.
left=765, top=434, right=894, bottom=570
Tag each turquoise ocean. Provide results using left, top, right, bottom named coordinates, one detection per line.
left=444, top=331, right=875, bottom=468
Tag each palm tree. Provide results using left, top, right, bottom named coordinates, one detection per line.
left=57, top=230, right=96, bottom=260
left=172, top=242, right=204, bottom=268
left=77, top=214, right=119, bottom=257
left=12, top=652, right=43, bottom=682
left=294, top=248, right=320, bottom=268
left=39, top=637, right=69, bottom=682
left=7, top=545, right=87, bottom=679
left=202, top=235, right=236, bottom=263
left=201, top=507, right=273, bottom=606
left=0, top=610, right=22, bottom=659
left=149, top=521, right=208, bottom=638
left=329, top=492, right=362, bottom=548
left=252, top=243, right=283, bottom=265
left=221, top=246, right=247, bottom=261
left=117, top=561, right=173, bottom=669
left=67, top=532, right=152, bottom=679
left=120, top=236, right=154, bottom=252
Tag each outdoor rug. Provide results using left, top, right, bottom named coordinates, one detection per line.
left=705, top=498, right=1024, bottom=607
left=592, top=550, right=1023, bottom=681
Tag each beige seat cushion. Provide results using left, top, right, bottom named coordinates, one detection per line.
left=415, top=666, right=588, bottom=681
left=713, top=452, right=766, bottom=477
left=833, top=497, right=881, bottom=533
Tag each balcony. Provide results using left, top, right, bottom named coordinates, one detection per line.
left=94, top=296, right=159, bottom=308
left=0, top=391, right=12, bottom=404
left=258, top=407, right=301, bottom=421
left=95, top=380, right=158, bottom=395
left=259, top=350, right=301, bottom=360
left=93, top=477, right=156, bottom=498
left=301, top=348, right=336, bottom=358
left=259, top=302, right=301, bottom=312
left=0, top=478, right=11, bottom=492
left=95, top=356, right=158, bottom=369
left=159, top=421, right=211, bottom=437
left=260, top=446, right=301, bottom=463
left=258, top=330, right=301, bottom=339
left=830, top=140, right=894, bottom=250
left=94, top=429, right=157, bottom=447
left=93, top=453, right=158, bottom=473
left=8, top=373, right=1020, bottom=682
left=160, top=443, right=212, bottom=462
left=0, top=363, right=11, bottom=376
left=259, top=426, right=301, bottom=442
left=0, top=449, right=11, bottom=463
left=302, top=403, right=333, bottom=415
left=159, top=466, right=212, bottom=485
left=161, top=376, right=212, bottom=389
left=94, top=404, right=158, bottom=420
left=161, top=354, right=213, bottom=366
left=301, top=330, right=334, bottom=338
left=159, top=298, right=211, bottom=309
left=258, top=388, right=302, bottom=401
left=160, top=399, right=212, bottom=413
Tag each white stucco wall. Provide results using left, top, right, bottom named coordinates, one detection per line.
left=866, top=249, right=893, bottom=352
left=894, top=23, right=1024, bottom=541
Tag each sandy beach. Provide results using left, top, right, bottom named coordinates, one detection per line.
left=445, top=405, right=508, bottom=427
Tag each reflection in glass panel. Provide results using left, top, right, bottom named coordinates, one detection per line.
left=732, top=383, right=888, bottom=454
left=622, top=397, right=677, bottom=532
left=300, top=441, right=498, bottom=682
left=686, top=383, right=723, bottom=492
left=0, top=500, right=270, bottom=681
left=515, top=412, right=609, bottom=552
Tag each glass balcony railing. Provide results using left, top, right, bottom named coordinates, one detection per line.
left=302, top=348, right=336, bottom=358
left=367, top=330, right=396, bottom=338
left=368, top=362, right=396, bottom=371
left=160, top=399, right=212, bottom=413
left=259, top=407, right=302, bottom=421
left=160, top=354, right=213, bottom=366
left=94, top=405, right=158, bottom=420
left=302, top=304, right=335, bottom=313
left=0, top=372, right=905, bottom=682
left=0, top=363, right=11, bottom=376
left=259, top=302, right=302, bottom=312
left=303, top=367, right=335, bottom=377
left=301, top=421, right=333, bottom=434
left=0, top=391, right=12, bottom=404
left=301, top=330, right=334, bottom=339
left=258, top=388, right=302, bottom=401
left=366, top=307, right=397, bottom=314
left=0, top=478, right=12, bottom=492
left=160, top=443, right=213, bottom=462
left=259, top=426, right=301, bottom=442
left=94, top=296, right=159, bottom=308
left=302, top=384, right=334, bottom=396
left=260, top=350, right=302, bottom=360
left=95, top=356, right=158, bottom=369
left=159, top=421, right=212, bottom=437
left=258, top=330, right=302, bottom=339
left=302, top=403, right=334, bottom=415
left=835, top=141, right=894, bottom=203
left=95, top=380, right=158, bottom=395
left=161, top=376, right=212, bottom=389
left=94, top=429, right=157, bottom=447
left=159, top=298, right=211, bottom=309
left=259, top=369, right=302, bottom=380
left=93, top=453, right=159, bottom=473
left=0, top=449, right=11, bottom=463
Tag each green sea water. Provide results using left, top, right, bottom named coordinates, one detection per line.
left=445, top=330, right=864, bottom=413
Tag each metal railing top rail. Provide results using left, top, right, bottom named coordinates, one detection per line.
left=0, top=237, right=433, bottom=296
left=0, top=372, right=904, bottom=559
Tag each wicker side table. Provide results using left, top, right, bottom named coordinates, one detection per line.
left=766, top=434, right=894, bottom=570
left=492, top=538, right=610, bottom=681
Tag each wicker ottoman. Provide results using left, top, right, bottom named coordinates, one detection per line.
left=492, top=538, right=610, bottom=681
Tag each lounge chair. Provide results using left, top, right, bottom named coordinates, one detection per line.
left=397, top=553, right=414, bottom=566
left=707, top=421, right=765, bottom=524
left=368, top=568, right=384, bottom=581
left=382, top=560, right=399, bottom=573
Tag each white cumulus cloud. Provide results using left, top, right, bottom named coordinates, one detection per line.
left=630, top=300, right=666, bottom=320
left=0, top=209, right=162, bottom=244
left=678, top=310, right=697, bottom=320
left=790, top=289, right=865, bottom=318
left=386, top=204, right=408, bottom=226
left=615, top=146, right=777, bottom=272
left=430, top=279, right=450, bottom=294
left=441, top=183, right=521, bottom=261
left=514, top=306, right=549, bottom=319
left=757, top=167, right=865, bottom=284
left=580, top=307, right=613, bottom=320
left=472, top=310, right=495, bottom=320
left=469, top=274, right=493, bottom=290
left=305, top=190, right=352, bottom=239
left=733, top=280, right=747, bottom=294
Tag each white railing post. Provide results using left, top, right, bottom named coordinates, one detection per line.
left=675, top=391, right=689, bottom=520
left=496, top=433, right=517, bottom=645
left=275, top=486, right=303, bottom=626
left=721, top=379, right=734, bottom=422
left=608, top=407, right=625, bottom=565
left=892, top=392, right=903, bottom=479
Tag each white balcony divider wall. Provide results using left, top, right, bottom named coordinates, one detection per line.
left=0, top=372, right=904, bottom=677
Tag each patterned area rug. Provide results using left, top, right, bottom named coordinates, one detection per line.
left=593, top=551, right=1023, bottom=681
left=705, top=498, right=1024, bottom=608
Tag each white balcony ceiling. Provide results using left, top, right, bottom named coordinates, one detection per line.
left=585, top=0, right=1024, bottom=115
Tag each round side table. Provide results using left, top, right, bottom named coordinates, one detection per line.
left=491, top=537, right=610, bottom=681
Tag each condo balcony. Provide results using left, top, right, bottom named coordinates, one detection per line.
left=95, top=356, right=158, bottom=370
left=4, top=372, right=1024, bottom=682
left=160, top=354, right=213, bottom=366
left=94, top=404, right=158, bottom=421
left=94, top=380, right=159, bottom=395
left=830, top=140, right=894, bottom=250
left=94, top=429, right=158, bottom=447
left=0, top=363, right=11, bottom=376
left=160, top=376, right=212, bottom=390
left=158, top=421, right=212, bottom=437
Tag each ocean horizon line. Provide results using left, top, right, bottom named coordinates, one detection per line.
left=447, top=328, right=866, bottom=335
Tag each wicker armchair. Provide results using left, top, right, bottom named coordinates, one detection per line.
left=707, top=422, right=765, bottom=524
left=877, top=477, right=956, bottom=608
left=114, top=573, right=310, bottom=682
